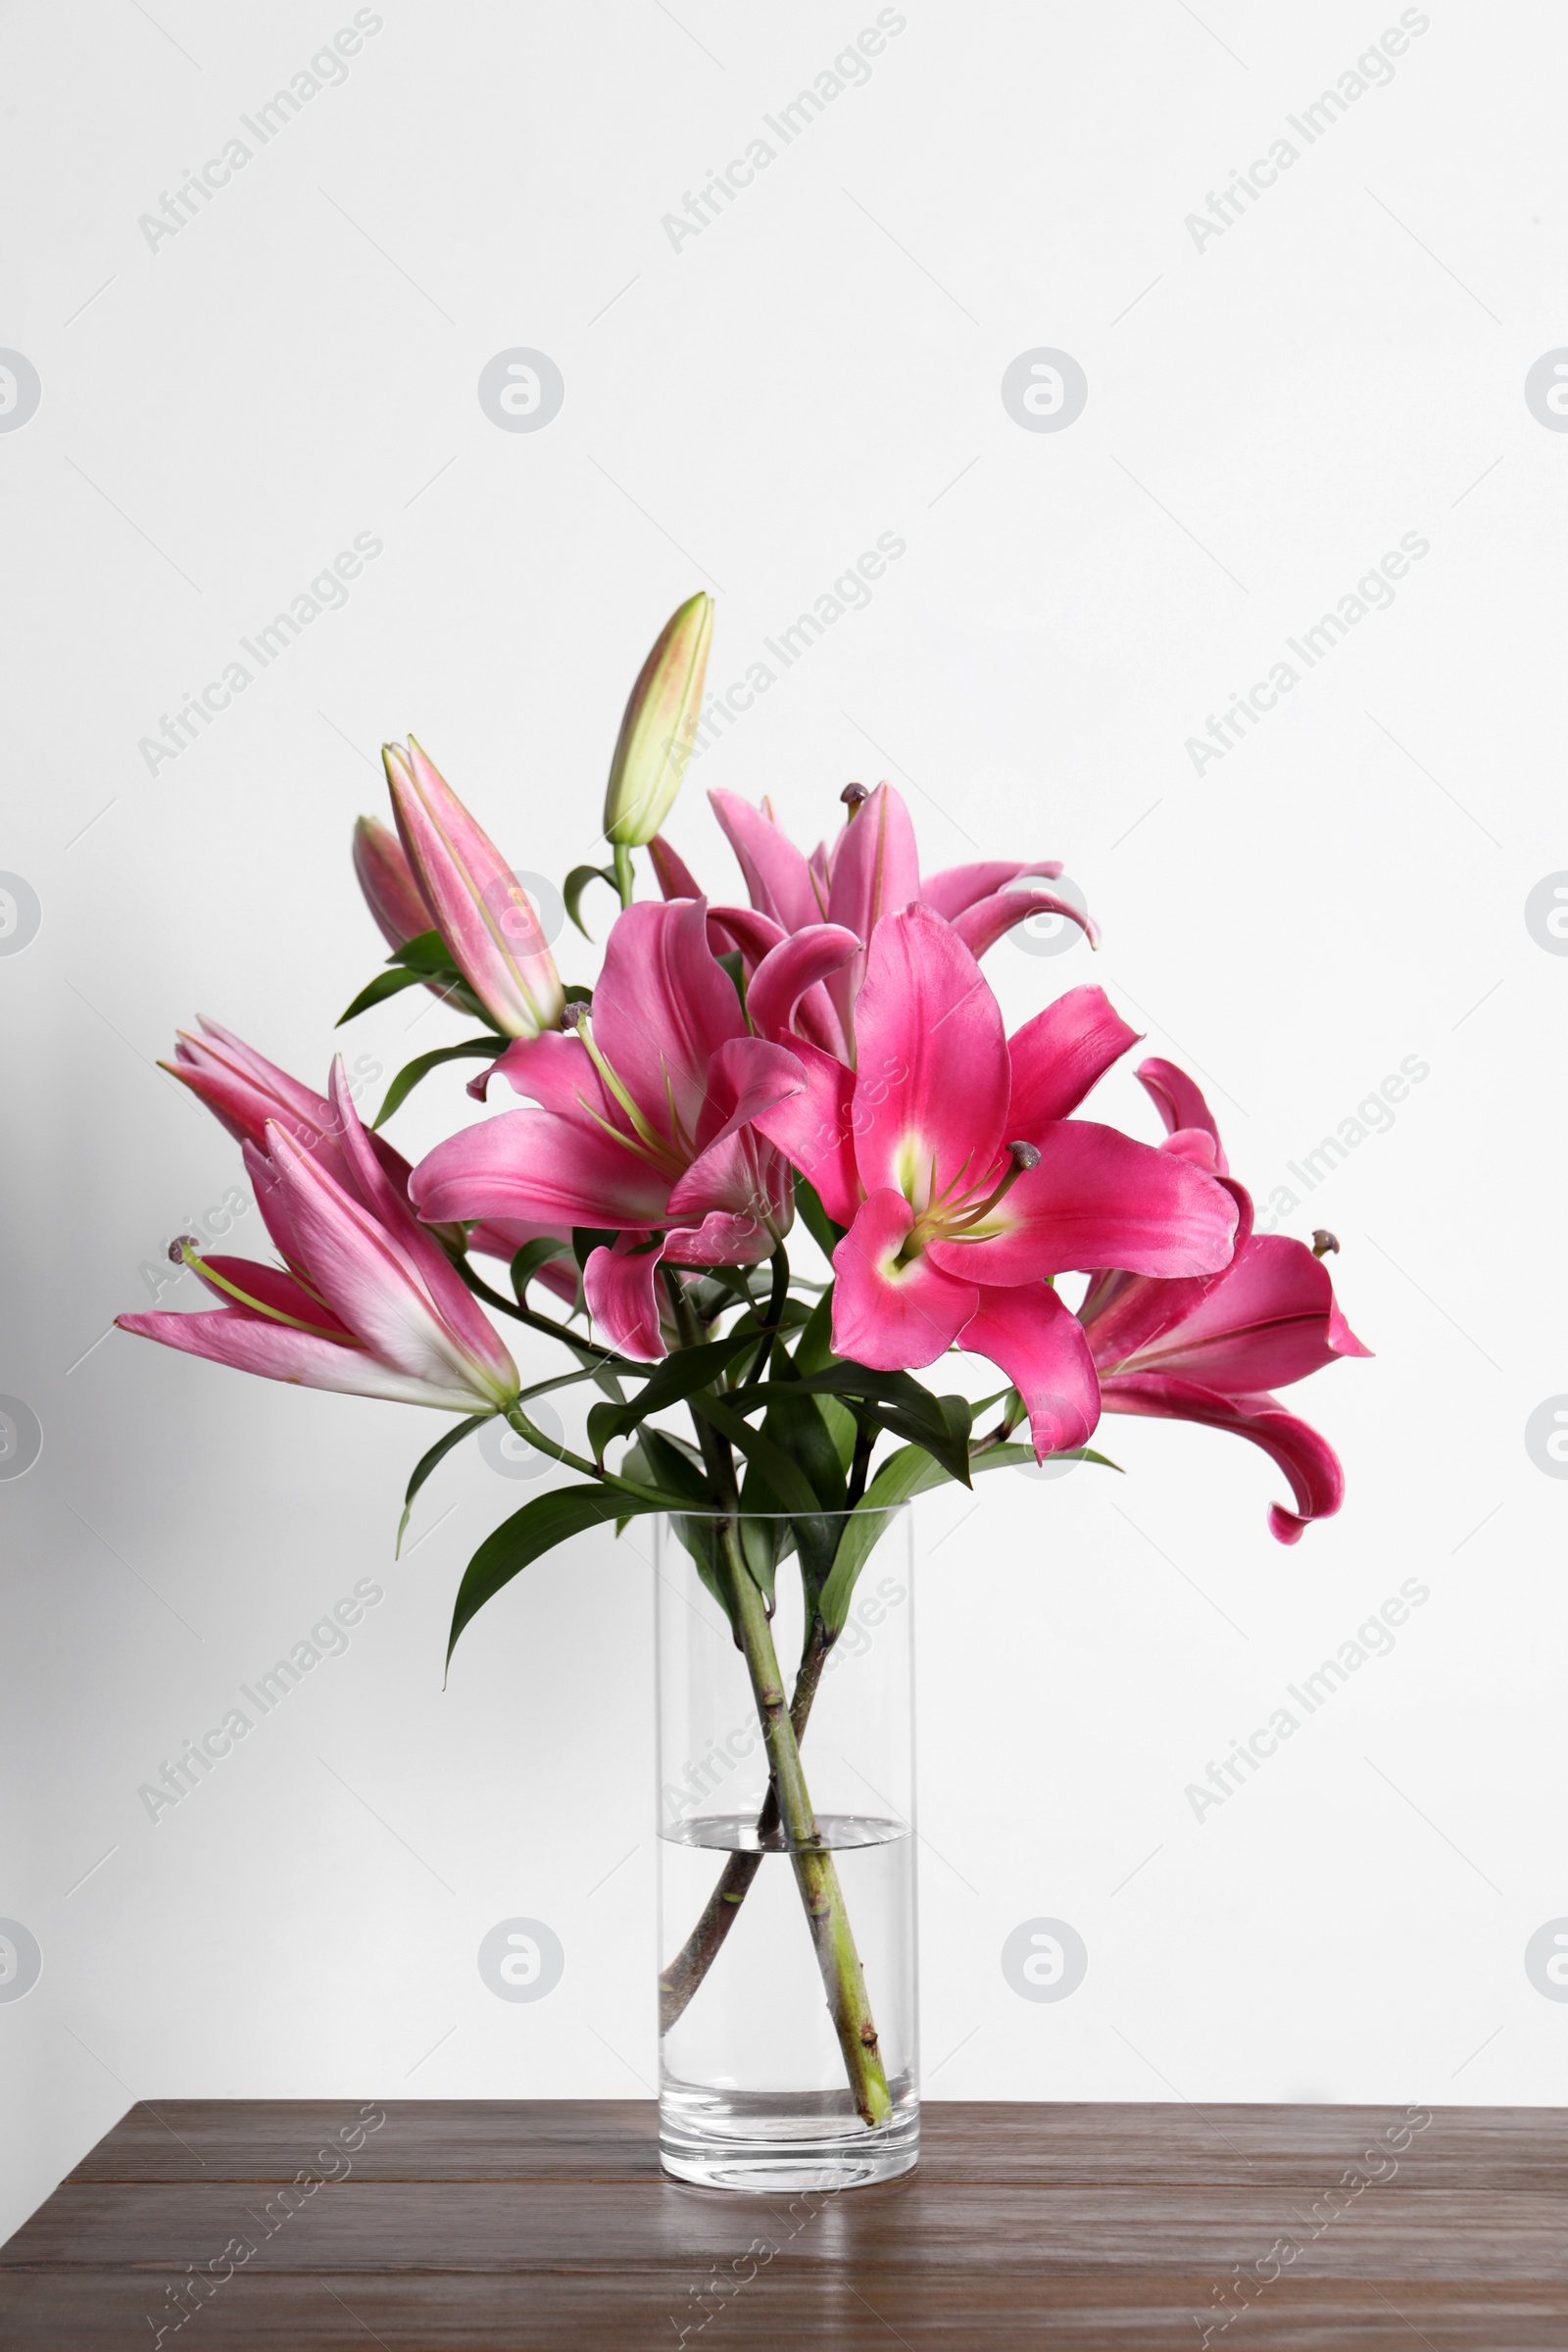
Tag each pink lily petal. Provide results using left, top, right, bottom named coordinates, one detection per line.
left=1158, top=1128, right=1222, bottom=1172
left=243, top=1139, right=310, bottom=1271
left=116, top=1307, right=488, bottom=1412
left=1118, top=1234, right=1373, bottom=1393
left=831, top=1190, right=979, bottom=1371
left=386, top=739, right=562, bottom=1037
left=591, top=898, right=746, bottom=1152
left=750, top=1038, right=861, bottom=1229
left=745, top=925, right=861, bottom=1047
left=648, top=834, right=705, bottom=902
left=466, top=1217, right=578, bottom=1304
left=1078, top=1171, right=1254, bottom=1354
left=169, top=1021, right=336, bottom=1153
left=1005, top=985, right=1142, bottom=1135
left=849, top=906, right=1010, bottom=1211
left=706, top=904, right=788, bottom=969
left=189, top=1253, right=352, bottom=1336
left=952, top=887, right=1100, bottom=961
left=268, top=1121, right=515, bottom=1404
left=324, top=1062, right=517, bottom=1390
left=918, top=858, right=1064, bottom=921
left=412, top=1106, right=670, bottom=1231
left=666, top=1037, right=804, bottom=1224
left=823, top=785, right=921, bottom=1046
left=584, top=1231, right=669, bottom=1360
left=586, top=1213, right=772, bottom=1360
left=960, top=1283, right=1101, bottom=1461
left=926, top=1121, right=1238, bottom=1285
left=1137, top=1057, right=1227, bottom=1173
left=353, top=813, right=434, bottom=950
left=710, top=789, right=826, bottom=931
left=1100, top=1372, right=1345, bottom=1544
left=826, top=784, right=920, bottom=943
left=480, top=1031, right=624, bottom=1122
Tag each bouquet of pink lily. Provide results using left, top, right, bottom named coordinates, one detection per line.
left=119, top=594, right=1367, bottom=2141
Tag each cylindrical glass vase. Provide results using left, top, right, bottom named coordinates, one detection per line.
left=654, top=1506, right=918, bottom=2191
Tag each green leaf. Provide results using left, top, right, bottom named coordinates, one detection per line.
left=586, top=1397, right=620, bottom=1464
left=571, top=1226, right=618, bottom=1271
left=640, top=1429, right=737, bottom=1625
left=564, top=865, right=617, bottom=941
left=396, top=1413, right=488, bottom=1556
left=688, top=1391, right=838, bottom=1600
left=793, top=1290, right=836, bottom=1373
left=448, top=1485, right=661, bottom=1667
left=510, top=1238, right=570, bottom=1298
left=759, top=1385, right=846, bottom=1597
left=374, top=1038, right=503, bottom=1128
left=615, top=1438, right=652, bottom=1536
left=390, top=929, right=456, bottom=973
left=336, top=963, right=435, bottom=1026
left=814, top=1441, right=1115, bottom=1632
left=688, top=1393, right=821, bottom=1518
left=819, top=1393, right=858, bottom=1475
left=589, top=1331, right=763, bottom=1451
left=715, top=949, right=748, bottom=1014
left=793, top=1177, right=844, bottom=1260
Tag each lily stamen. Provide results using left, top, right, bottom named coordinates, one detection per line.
left=935, top=1140, right=1042, bottom=1240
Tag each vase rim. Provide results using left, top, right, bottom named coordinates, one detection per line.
left=659, top=1501, right=910, bottom=1524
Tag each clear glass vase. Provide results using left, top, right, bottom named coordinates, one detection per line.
left=654, top=1505, right=918, bottom=2192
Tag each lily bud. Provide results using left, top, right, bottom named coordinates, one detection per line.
left=353, top=814, right=433, bottom=952
left=603, top=592, right=713, bottom=848
left=383, top=739, right=564, bottom=1040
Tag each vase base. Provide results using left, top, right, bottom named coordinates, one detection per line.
left=659, top=2100, right=920, bottom=2193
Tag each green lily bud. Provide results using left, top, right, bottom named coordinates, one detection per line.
left=603, top=592, right=713, bottom=848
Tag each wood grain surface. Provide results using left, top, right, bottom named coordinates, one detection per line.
left=3, top=2099, right=1565, bottom=2347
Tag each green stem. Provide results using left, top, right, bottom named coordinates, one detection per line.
left=501, top=1405, right=682, bottom=1514
left=661, top=1266, right=889, bottom=2123
left=659, top=1613, right=832, bottom=2034
left=453, top=1256, right=634, bottom=1369
left=723, top=1532, right=891, bottom=2129
left=612, top=842, right=636, bottom=908
left=737, top=1244, right=790, bottom=1392
left=846, top=1417, right=876, bottom=1510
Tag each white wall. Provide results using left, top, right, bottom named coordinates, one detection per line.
left=3, top=0, right=1565, bottom=2242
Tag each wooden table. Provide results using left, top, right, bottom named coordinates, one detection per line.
left=2, top=2100, right=1565, bottom=2346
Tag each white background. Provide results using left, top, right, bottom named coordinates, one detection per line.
left=2, top=0, right=1564, bottom=2246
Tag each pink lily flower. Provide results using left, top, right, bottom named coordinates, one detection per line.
left=658, top=781, right=1095, bottom=1062
left=752, top=906, right=1239, bottom=1460
left=383, top=738, right=564, bottom=1039
left=352, top=814, right=433, bottom=953
left=164, top=1017, right=576, bottom=1303
left=1080, top=1059, right=1371, bottom=1543
left=164, top=1017, right=413, bottom=1192
left=410, top=898, right=809, bottom=1360
left=120, top=1063, right=520, bottom=1413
